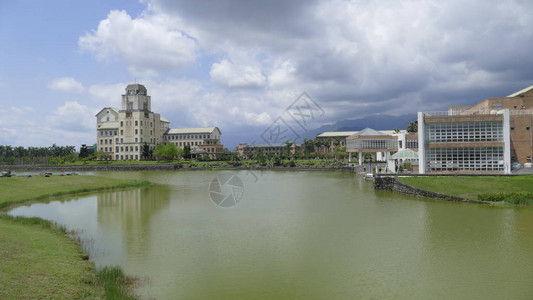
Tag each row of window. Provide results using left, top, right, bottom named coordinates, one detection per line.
left=100, top=130, right=117, bottom=136
left=425, top=122, right=503, bottom=143
left=347, top=139, right=398, bottom=150
left=120, top=120, right=153, bottom=127
left=166, top=134, right=215, bottom=140
left=116, top=155, right=139, bottom=160
left=426, top=147, right=504, bottom=172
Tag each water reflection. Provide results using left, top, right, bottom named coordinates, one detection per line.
left=96, top=186, right=171, bottom=263
left=7, top=171, right=533, bottom=299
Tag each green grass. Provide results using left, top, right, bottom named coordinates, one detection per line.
left=0, top=214, right=103, bottom=299
left=0, top=175, right=149, bottom=209
left=0, top=175, right=147, bottom=299
left=97, top=266, right=137, bottom=300
left=399, top=176, right=533, bottom=203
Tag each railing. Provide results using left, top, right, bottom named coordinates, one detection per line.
left=425, top=109, right=533, bottom=117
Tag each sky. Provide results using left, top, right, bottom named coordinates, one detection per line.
left=2, top=0, right=533, bottom=149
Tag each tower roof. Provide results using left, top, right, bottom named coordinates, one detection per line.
left=126, top=84, right=147, bottom=92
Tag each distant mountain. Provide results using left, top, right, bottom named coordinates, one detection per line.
left=302, top=113, right=417, bottom=139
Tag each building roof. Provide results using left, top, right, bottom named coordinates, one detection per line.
left=317, top=129, right=405, bottom=138
left=126, top=83, right=147, bottom=91
left=166, top=127, right=219, bottom=134
left=98, top=121, right=119, bottom=130
left=160, top=117, right=170, bottom=123
left=317, top=131, right=359, bottom=138
left=350, top=128, right=388, bottom=136
left=241, top=143, right=296, bottom=148
left=390, top=148, right=419, bottom=160
left=95, top=107, right=119, bottom=116
left=507, top=85, right=533, bottom=97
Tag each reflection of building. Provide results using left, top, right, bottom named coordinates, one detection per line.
left=236, top=143, right=300, bottom=158
left=96, top=84, right=223, bottom=160
left=97, top=186, right=171, bottom=256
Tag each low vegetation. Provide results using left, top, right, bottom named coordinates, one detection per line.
left=399, top=176, right=533, bottom=204
left=0, top=175, right=146, bottom=299
left=0, top=175, right=149, bottom=209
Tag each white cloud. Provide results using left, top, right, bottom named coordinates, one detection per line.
left=46, top=101, right=94, bottom=132
left=88, top=82, right=128, bottom=106
left=210, top=59, right=266, bottom=88
left=47, top=77, right=84, bottom=93
left=79, top=10, right=197, bottom=76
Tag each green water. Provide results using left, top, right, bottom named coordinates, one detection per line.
left=8, top=171, right=533, bottom=299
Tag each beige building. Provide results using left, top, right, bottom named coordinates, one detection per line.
left=96, top=84, right=223, bottom=160
left=164, top=127, right=224, bottom=159
left=236, top=143, right=300, bottom=158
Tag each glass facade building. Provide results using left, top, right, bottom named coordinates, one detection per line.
left=418, top=110, right=511, bottom=174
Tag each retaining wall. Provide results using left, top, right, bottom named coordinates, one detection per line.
left=374, top=176, right=491, bottom=204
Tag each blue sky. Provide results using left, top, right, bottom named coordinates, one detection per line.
left=2, top=0, right=533, bottom=149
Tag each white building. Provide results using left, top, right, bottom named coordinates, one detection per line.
left=96, top=84, right=223, bottom=160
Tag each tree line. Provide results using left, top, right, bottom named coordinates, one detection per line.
left=0, top=144, right=76, bottom=165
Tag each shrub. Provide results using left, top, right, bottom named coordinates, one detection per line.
left=478, top=192, right=533, bottom=205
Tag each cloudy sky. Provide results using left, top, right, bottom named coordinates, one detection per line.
left=2, top=0, right=533, bottom=149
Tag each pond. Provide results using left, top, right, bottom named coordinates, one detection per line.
left=8, top=171, right=533, bottom=299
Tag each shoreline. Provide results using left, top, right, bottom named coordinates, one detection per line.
left=0, top=163, right=345, bottom=172
left=0, top=176, right=147, bottom=299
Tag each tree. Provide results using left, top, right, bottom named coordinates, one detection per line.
left=303, top=138, right=315, bottom=155
left=314, top=138, right=323, bottom=153
left=183, top=145, right=191, bottom=159
left=285, top=141, right=293, bottom=158
left=394, top=128, right=401, bottom=133
left=79, top=144, right=89, bottom=158
left=323, top=138, right=332, bottom=153
left=141, top=143, right=151, bottom=160
left=165, top=143, right=178, bottom=160
left=407, top=121, right=418, bottom=133
left=334, top=137, right=341, bottom=148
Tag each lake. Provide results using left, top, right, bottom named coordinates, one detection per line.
left=8, top=171, right=533, bottom=299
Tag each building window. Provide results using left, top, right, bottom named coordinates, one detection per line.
left=135, top=121, right=138, bottom=126
left=426, top=147, right=504, bottom=172
left=120, top=121, right=123, bottom=126
left=135, top=129, right=138, bottom=134
left=511, top=127, right=515, bottom=131
left=120, top=130, right=123, bottom=135
left=141, top=129, right=143, bottom=134
left=527, top=127, right=531, bottom=131
left=116, top=147, right=119, bottom=152
left=135, top=138, right=138, bottom=142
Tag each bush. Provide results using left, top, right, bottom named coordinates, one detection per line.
left=478, top=192, right=533, bottom=205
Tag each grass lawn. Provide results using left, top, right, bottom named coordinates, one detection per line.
left=0, top=175, right=146, bottom=299
left=0, top=216, right=103, bottom=299
left=399, top=175, right=533, bottom=200
left=0, top=175, right=149, bottom=209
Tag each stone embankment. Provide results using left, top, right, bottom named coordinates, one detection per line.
left=374, top=175, right=491, bottom=204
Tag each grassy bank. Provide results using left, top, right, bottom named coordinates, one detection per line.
left=399, top=176, right=533, bottom=204
left=0, top=175, right=147, bottom=299
left=0, top=175, right=149, bottom=209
